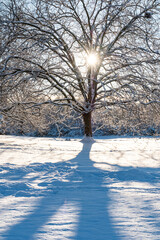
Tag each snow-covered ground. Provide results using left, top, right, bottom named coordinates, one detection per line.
left=0, top=135, right=160, bottom=240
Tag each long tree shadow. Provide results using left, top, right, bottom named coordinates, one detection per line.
left=0, top=141, right=120, bottom=239
left=0, top=140, right=160, bottom=239
left=71, top=141, right=120, bottom=239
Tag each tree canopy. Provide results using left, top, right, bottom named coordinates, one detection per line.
left=0, top=0, right=160, bottom=136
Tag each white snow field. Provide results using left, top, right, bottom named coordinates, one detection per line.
left=0, top=135, right=160, bottom=240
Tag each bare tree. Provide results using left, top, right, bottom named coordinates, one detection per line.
left=0, top=0, right=160, bottom=136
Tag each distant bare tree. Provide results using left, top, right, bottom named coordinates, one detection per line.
left=0, top=0, right=160, bottom=136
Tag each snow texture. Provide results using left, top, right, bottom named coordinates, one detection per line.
left=0, top=135, right=160, bottom=239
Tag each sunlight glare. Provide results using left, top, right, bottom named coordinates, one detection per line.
left=86, top=53, right=98, bottom=67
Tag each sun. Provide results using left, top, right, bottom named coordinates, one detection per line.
left=86, top=52, right=99, bottom=67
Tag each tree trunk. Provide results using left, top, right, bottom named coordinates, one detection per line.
left=83, top=112, right=92, bottom=137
